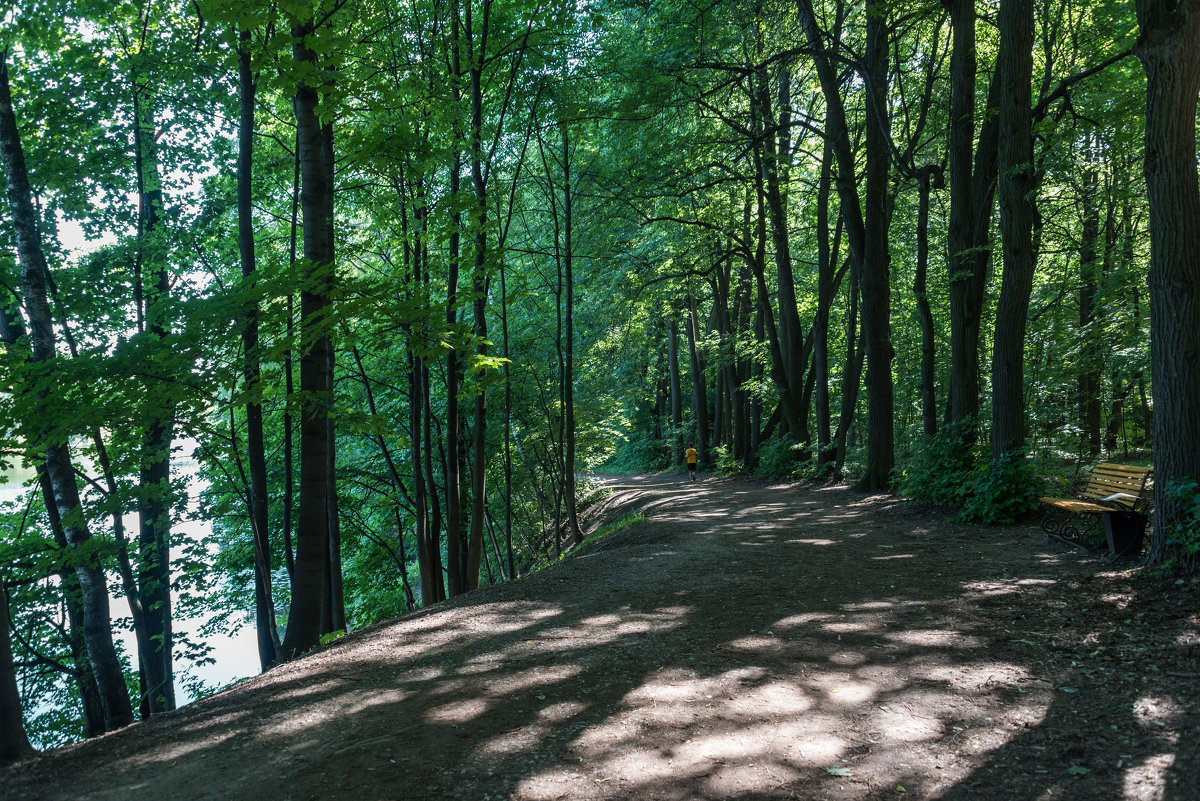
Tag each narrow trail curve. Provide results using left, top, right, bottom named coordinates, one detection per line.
left=4, top=474, right=1196, bottom=801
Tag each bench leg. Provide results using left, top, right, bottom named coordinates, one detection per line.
left=1040, top=509, right=1080, bottom=539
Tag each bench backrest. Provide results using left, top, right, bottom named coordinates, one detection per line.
left=1082, top=463, right=1153, bottom=508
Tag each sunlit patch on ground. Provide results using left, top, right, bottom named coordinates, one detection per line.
left=9, top=474, right=1197, bottom=801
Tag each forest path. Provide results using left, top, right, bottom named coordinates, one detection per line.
left=4, top=473, right=1197, bottom=801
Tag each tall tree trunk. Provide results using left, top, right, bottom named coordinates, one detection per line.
left=410, top=349, right=435, bottom=605
left=237, top=26, right=279, bottom=671
left=560, top=120, right=581, bottom=546
left=815, top=139, right=835, bottom=461
left=797, top=0, right=869, bottom=469
left=0, top=310, right=104, bottom=738
left=1136, top=0, right=1200, bottom=566
left=501, top=247, right=515, bottom=581
left=749, top=76, right=804, bottom=439
left=668, top=318, right=683, bottom=463
left=944, top=0, right=1001, bottom=432
left=914, top=166, right=940, bottom=438
left=445, top=0, right=466, bottom=597
left=38, top=469, right=105, bottom=738
left=0, top=580, right=33, bottom=764
left=132, top=66, right=175, bottom=716
left=0, top=53, right=134, bottom=730
left=854, top=1, right=895, bottom=492
left=991, top=0, right=1037, bottom=459
left=945, top=0, right=981, bottom=429
left=281, top=17, right=335, bottom=659
left=686, top=294, right=711, bottom=466
left=325, top=340, right=345, bottom=633
left=1077, top=136, right=1103, bottom=457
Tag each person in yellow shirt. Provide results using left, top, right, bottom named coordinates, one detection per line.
left=685, top=444, right=699, bottom=481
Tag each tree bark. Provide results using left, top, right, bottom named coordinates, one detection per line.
left=853, top=1, right=896, bottom=492
left=668, top=318, right=683, bottom=463
left=560, top=120, right=581, bottom=546
left=991, top=0, right=1037, bottom=459
left=914, top=166, right=940, bottom=438
left=281, top=17, right=335, bottom=659
left=1135, top=0, right=1200, bottom=565
left=0, top=52, right=134, bottom=730
left=237, top=26, right=279, bottom=671
left=445, top=0, right=466, bottom=597
left=1077, top=135, right=1103, bottom=457
left=685, top=294, right=711, bottom=467
left=944, top=0, right=1001, bottom=432
left=0, top=581, right=33, bottom=763
left=132, top=61, right=175, bottom=716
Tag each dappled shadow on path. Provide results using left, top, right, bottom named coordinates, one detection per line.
left=3, top=473, right=1196, bottom=801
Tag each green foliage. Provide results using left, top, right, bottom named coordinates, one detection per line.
left=603, top=429, right=670, bottom=473
left=896, top=429, right=1041, bottom=524
left=1163, top=479, right=1200, bottom=575
left=712, top=444, right=744, bottom=475
left=955, top=451, right=1042, bottom=525
left=319, top=629, right=347, bottom=646
left=895, top=428, right=978, bottom=508
left=568, top=511, right=645, bottom=557
left=753, top=436, right=805, bottom=480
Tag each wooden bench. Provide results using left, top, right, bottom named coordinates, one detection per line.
left=1040, top=462, right=1153, bottom=544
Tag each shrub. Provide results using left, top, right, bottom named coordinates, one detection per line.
left=712, top=443, right=744, bottom=475
left=894, top=426, right=977, bottom=507
left=753, top=435, right=805, bottom=479
left=1163, top=479, right=1200, bottom=574
left=956, top=450, right=1042, bottom=524
left=895, top=423, right=1041, bottom=524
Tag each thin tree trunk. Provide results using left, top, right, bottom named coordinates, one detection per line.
left=668, top=319, right=683, bottom=463
left=237, top=26, right=279, bottom=671
left=132, top=65, right=175, bottom=717
left=685, top=294, right=711, bottom=466
left=501, top=253, right=515, bottom=580
left=0, top=53, right=133, bottom=730
left=326, top=340, right=344, bottom=633
left=1078, top=135, right=1103, bottom=457
left=445, top=1, right=465, bottom=597
left=465, top=0, right=491, bottom=588
left=560, top=120, right=581, bottom=545
left=815, top=139, right=835, bottom=460
left=914, top=166, right=940, bottom=438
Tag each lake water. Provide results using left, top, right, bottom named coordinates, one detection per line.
left=1, top=450, right=260, bottom=716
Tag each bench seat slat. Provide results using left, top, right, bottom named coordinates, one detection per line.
left=1046, top=494, right=1137, bottom=513
left=1042, top=463, right=1152, bottom=514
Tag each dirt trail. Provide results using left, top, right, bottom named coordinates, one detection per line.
left=4, top=474, right=1197, bottom=801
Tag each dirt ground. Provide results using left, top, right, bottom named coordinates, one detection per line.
left=3, top=473, right=1198, bottom=801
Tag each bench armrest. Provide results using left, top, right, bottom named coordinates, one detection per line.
left=1100, top=492, right=1152, bottom=513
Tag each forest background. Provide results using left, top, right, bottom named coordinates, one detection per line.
left=1, top=0, right=1199, bottom=757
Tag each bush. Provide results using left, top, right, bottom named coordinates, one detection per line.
left=603, top=429, right=669, bottom=473
left=753, top=435, right=806, bottom=479
left=894, top=426, right=977, bottom=507
left=895, top=424, right=1041, bottom=524
left=712, top=443, right=744, bottom=475
left=956, top=450, right=1042, bottom=524
left=1163, top=479, right=1200, bottom=574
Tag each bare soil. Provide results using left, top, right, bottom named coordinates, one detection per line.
left=4, top=473, right=1198, bottom=801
